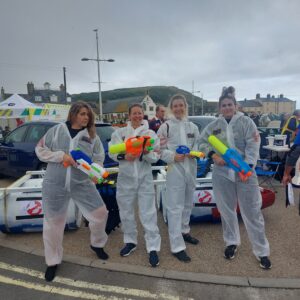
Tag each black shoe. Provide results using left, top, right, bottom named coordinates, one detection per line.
left=149, top=251, right=159, bottom=267
left=90, top=246, right=109, bottom=260
left=172, top=250, right=191, bottom=263
left=258, top=256, right=272, bottom=270
left=183, top=233, right=199, bottom=245
left=224, top=245, right=237, bottom=260
left=120, top=243, right=136, bottom=257
left=45, top=265, right=57, bottom=282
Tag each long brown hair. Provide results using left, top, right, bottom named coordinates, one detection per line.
left=67, top=101, right=96, bottom=138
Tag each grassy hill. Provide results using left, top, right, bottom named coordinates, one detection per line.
left=72, top=86, right=203, bottom=107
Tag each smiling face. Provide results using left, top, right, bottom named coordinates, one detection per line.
left=73, top=107, right=89, bottom=128
left=129, top=106, right=144, bottom=127
left=171, top=99, right=186, bottom=120
left=219, top=98, right=237, bottom=119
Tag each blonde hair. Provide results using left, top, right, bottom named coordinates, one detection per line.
left=168, top=94, right=188, bottom=118
left=67, top=101, right=96, bottom=138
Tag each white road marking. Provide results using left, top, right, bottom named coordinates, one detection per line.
left=0, top=274, right=125, bottom=300
left=0, top=261, right=181, bottom=300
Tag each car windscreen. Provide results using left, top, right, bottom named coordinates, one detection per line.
left=188, top=117, right=216, bottom=133
left=96, top=125, right=115, bottom=143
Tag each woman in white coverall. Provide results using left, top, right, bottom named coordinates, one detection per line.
left=36, top=102, right=109, bottom=281
left=198, top=86, right=271, bottom=269
left=109, top=104, right=161, bottom=267
left=157, top=94, right=200, bottom=263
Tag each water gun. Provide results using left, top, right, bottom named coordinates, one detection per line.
left=208, top=135, right=253, bottom=181
left=63, top=148, right=109, bottom=184
left=109, top=136, right=155, bottom=157
left=176, top=145, right=205, bottom=159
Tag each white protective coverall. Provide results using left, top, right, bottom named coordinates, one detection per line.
left=35, top=123, right=108, bottom=266
left=198, top=111, right=270, bottom=257
left=108, top=121, right=161, bottom=253
left=157, top=117, right=200, bottom=253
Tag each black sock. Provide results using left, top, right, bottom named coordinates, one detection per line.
left=90, top=245, right=109, bottom=260
left=45, top=265, right=57, bottom=282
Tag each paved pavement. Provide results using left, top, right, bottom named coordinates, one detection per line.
left=1, top=177, right=300, bottom=299
left=1, top=247, right=300, bottom=300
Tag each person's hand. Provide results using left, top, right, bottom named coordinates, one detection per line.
left=91, top=176, right=100, bottom=184
left=125, top=153, right=137, bottom=161
left=174, top=153, right=185, bottom=162
left=282, top=174, right=292, bottom=186
left=63, top=154, right=77, bottom=167
left=212, top=154, right=226, bottom=166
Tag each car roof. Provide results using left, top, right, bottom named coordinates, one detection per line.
left=22, top=120, right=112, bottom=127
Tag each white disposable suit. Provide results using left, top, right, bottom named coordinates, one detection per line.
left=35, top=123, right=108, bottom=266
left=198, top=111, right=270, bottom=257
left=108, top=121, right=161, bottom=252
left=157, top=117, right=200, bottom=253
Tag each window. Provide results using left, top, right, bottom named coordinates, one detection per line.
left=35, top=96, right=42, bottom=102
left=25, top=125, right=47, bottom=143
left=149, top=106, right=154, bottom=111
left=5, top=126, right=28, bottom=143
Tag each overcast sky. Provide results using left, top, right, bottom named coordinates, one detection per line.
left=1, top=0, right=300, bottom=105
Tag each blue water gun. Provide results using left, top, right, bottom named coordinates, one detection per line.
left=208, top=135, right=252, bottom=181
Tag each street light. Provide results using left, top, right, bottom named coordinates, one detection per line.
left=81, top=29, right=114, bottom=121
left=191, top=81, right=203, bottom=115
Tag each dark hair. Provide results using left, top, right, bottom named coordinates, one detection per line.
left=293, top=109, right=300, bottom=117
left=67, top=101, right=96, bottom=138
left=156, top=104, right=165, bottom=113
left=128, top=103, right=143, bottom=114
left=219, top=86, right=237, bottom=106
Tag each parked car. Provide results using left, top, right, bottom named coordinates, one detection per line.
left=0, top=121, right=117, bottom=178
left=188, top=116, right=216, bottom=133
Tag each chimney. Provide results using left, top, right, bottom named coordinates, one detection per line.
left=59, top=84, right=65, bottom=92
left=1, top=87, right=5, bottom=100
left=256, top=93, right=260, bottom=99
left=267, top=94, right=271, bottom=99
left=27, top=82, right=34, bottom=96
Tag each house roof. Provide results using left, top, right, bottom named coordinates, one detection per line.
left=238, top=100, right=263, bottom=107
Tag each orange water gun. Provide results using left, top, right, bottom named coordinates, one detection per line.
left=109, top=136, right=155, bottom=157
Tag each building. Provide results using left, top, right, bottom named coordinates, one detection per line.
left=1, top=82, right=72, bottom=104
left=102, top=94, right=157, bottom=123
left=239, top=93, right=296, bottom=115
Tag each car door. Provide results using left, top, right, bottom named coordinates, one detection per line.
left=0, top=125, right=29, bottom=177
left=17, top=124, right=51, bottom=173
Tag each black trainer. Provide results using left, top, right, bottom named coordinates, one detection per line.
left=90, top=245, right=109, bottom=260
left=258, top=256, right=272, bottom=270
left=120, top=243, right=136, bottom=257
left=224, top=245, right=237, bottom=260
left=45, top=265, right=58, bottom=282
left=183, top=233, right=199, bottom=245
left=149, top=251, right=159, bottom=267
left=172, top=250, right=191, bottom=263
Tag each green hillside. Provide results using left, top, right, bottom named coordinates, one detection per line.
left=72, top=86, right=203, bottom=107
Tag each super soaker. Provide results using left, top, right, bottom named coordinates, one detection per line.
left=208, top=135, right=253, bottom=181
left=63, top=148, right=109, bottom=184
left=176, top=145, right=205, bottom=158
left=109, top=136, right=155, bottom=157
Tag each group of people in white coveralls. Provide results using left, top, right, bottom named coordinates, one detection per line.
left=35, top=86, right=271, bottom=282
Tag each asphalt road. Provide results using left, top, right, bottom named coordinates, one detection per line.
left=1, top=247, right=300, bottom=300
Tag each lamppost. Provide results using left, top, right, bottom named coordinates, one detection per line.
left=191, top=80, right=203, bottom=115
left=81, top=29, right=114, bottom=121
